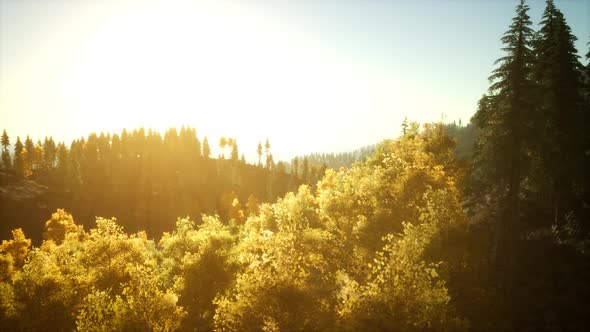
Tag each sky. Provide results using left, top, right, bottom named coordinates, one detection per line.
left=1, top=0, right=589, bottom=162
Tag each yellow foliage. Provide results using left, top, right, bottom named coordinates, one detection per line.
left=43, top=209, right=81, bottom=245
left=0, top=229, right=31, bottom=269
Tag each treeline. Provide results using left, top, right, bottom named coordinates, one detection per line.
left=291, top=145, right=375, bottom=171
left=0, top=127, right=307, bottom=242
left=0, top=123, right=469, bottom=331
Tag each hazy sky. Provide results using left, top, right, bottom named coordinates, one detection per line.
left=1, top=0, right=589, bottom=161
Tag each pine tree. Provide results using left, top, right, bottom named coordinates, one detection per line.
left=264, top=139, right=272, bottom=169
left=533, top=0, right=588, bottom=223
left=401, top=116, right=409, bottom=136
left=471, top=0, right=535, bottom=312
left=257, top=142, right=263, bottom=167
left=276, top=161, right=286, bottom=174
left=56, top=142, right=69, bottom=186
left=302, top=157, right=310, bottom=182
left=193, top=128, right=202, bottom=159
left=13, top=137, right=24, bottom=178
left=202, top=137, right=211, bottom=160
left=292, top=157, right=299, bottom=177
left=1, top=129, right=11, bottom=170
left=43, top=137, right=57, bottom=173
left=231, top=139, right=239, bottom=161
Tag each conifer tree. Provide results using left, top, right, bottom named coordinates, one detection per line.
left=302, top=157, right=310, bottom=181
left=13, top=137, right=24, bottom=178
left=276, top=161, right=286, bottom=174
left=533, top=0, right=588, bottom=222
left=56, top=142, right=69, bottom=185
left=264, top=139, right=272, bottom=169
left=257, top=142, right=263, bottom=167
left=193, top=128, right=202, bottom=159
left=1, top=130, right=11, bottom=170
left=401, top=116, right=409, bottom=136
left=202, top=137, right=211, bottom=159
left=231, top=139, right=239, bottom=161
left=33, top=141, right=43, bottom=176
left=292, top=157, right=299, bottom=177
left=43, top=137, right=57, bottom=173
left=471, top=0, right=535, bottom=308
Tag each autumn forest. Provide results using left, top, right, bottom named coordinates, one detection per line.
left=1, top=0, right=590, bottom=331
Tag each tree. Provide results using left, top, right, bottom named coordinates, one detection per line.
left=24, top=136, right=35, bottom=174
left=276, top=161, right=286, bottom=174
left=291, top=157, right=299, bottom=178
left=231, top=139, right=239, bottom=161
left=0, top=130, right=8, bottom=151
left=257, top=142, right=263, bottom=167
left=264, top=139, right=271, bottom=169
left=533, top=0, right=588, bottom=223
left=246, top=194, right=259, bottom=216
left=401, top=116, right=409, bottom=136
left=42, top=137, right=57, bottom=176
left=265, top=153, right=274, bottom=171
left=1, top=130, right=11, bottom=170
left=43, top=209, right=81, bottom=245
left=13, top=137, right=24, bottom=178
left=33, top=141, right=43, bottom=176
left=471, top=0, right=535, bottom=307
left=55, top=143, right=69, bottom=185
left=18, top=148, right=32, bottom=179
left=219, top=137, right=227, bottom=159
left=302, top=157, right=310, bottom=182
left=202, top=137, right=211, bottom=159
left=0, top=229, right=31, bottom=269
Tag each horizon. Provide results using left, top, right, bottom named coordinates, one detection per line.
left=1, top=0, right=589, bottom=161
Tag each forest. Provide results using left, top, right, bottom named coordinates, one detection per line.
left=1, top=0, right=590, bottom=330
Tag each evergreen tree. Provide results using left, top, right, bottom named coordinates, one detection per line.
left=471, top=0, right=535, bottom=310
left=533, top=0, right=588, bottom=222
left=231, top=139, right=239, bottom=161
left=292, top=157, right=299, bottom=177
left=276, top=161, right=286, bottom=174
left=202, top=137, right=211, bottom=159
left=1, top=130, right=11, bottom=170
left=257, top=142, right=263, bottom=167
left=264, top=139, right=272, bottom=169
left=0, top=130, right=8, bottom=150
left=401, top=116, right=409, bottom=136
left=56, top=142, right=69, bottom=185
left=193, top=128, right=202, bottom=159
left=42, top=137, right=57, bottom=173
left=33, top=141, right=43, bottom=177
left=13, top=137, right=24, bottom=178
left=302, top=157, right=310, bottom=182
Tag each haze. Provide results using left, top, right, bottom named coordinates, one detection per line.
left=1, top=0, right=588, bottom=161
